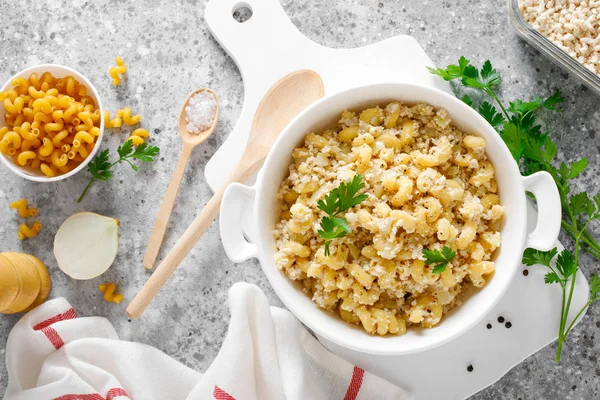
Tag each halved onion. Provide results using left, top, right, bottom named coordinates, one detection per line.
left=54, top=212, right=119, bottom=280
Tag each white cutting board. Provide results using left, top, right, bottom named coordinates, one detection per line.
left=204, top=1, right=590, bottom=399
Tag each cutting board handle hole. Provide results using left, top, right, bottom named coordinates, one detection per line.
left=232, top=2, right=253, bottom=23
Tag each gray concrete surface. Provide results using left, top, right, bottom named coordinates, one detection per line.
left=1, top=0, right=599, bottom=398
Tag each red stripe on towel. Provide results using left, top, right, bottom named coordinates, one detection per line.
left=39, top=326, right=65, bottom=349
left=106, top=388, right=130, bottom=399
left=33, top=308, right=77, bottom=331
left=53, top=387, right=130, bottom=400
left=214, top=385, right=236, bottom=400
left=54, top=394, right=104, bottom=400
left=33, top=308, right=76, bottom=350
left=343, top=366, right=365, bottom=400
left=34, top=309, right=131, bottom=400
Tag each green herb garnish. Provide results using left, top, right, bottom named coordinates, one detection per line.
left=429, top=57, right=600, bottom=362
left=423, top=246, right=456, bottom=274
left=78, top=140, right=160, bottom=202
left=317, top=174, right=368, bottom=256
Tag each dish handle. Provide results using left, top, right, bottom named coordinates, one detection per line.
left=522, top=171, right=562, bottom=251
left=220, top=183, right=259, bottom=262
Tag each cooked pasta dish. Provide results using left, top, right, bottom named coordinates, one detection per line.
left=273, top=101, right=504, bottom=335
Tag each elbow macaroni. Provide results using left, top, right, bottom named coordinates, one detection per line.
left=274, top=101, right=504, bottom=335
left=127, top=128, right=150, bottom=146
left=98, top=283, right=124, bottom=304
left=109, top=56, right=127, bottom=86
left=118, top=107, right=141, bottom=125
left=0, top=72, right=100, bottom=177
left=103, top=101, right=151, bottom=147
left=9, top=198, right=38, bottom=217
left=18, top=221, right=42, bottom=240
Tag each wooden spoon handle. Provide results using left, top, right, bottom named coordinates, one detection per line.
left=143, top=145, right=193, bottom=270
left=127, top=160, right=258, bottom=318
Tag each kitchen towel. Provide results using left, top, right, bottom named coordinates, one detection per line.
left=3, top=282, right=409, bottom=400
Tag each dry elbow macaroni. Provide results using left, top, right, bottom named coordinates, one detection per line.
left=127, top=128, right=149, bottom=146
left=274, top=102, right=504, bottom=335
left=118, top=107, right=141, bottom=126
left=104, top=105, right=151, bottom=146
left=18, top=221, right=42, bottom=240
left=105, top=58, right=152, bottom=146
left=9, top=198, right=38, bottom=218
left=109, top=57, right=127, bottom=86
left=0, top=72, right=100, bottom=177
left=104, top=107, right=141, bottom=128
left=98, top=283, right=123, bottom=304
left=10, top=198, right=41, bottom=240
left=104, top=110, right=123, bottom=128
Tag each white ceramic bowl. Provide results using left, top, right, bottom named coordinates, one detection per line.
left=0, top=64, right=104, bottom=182
left=220, top=83, right=561, bottom=355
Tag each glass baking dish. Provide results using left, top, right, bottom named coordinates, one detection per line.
left=507, top=0, right=600, bottom=95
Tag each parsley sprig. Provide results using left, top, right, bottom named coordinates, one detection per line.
left=317, top=175, right=368, bottom=256
left=77, top=139, right=160, bottom=202
left=522, top=194, right=600, bottom=361
left=429, top=57, right=600, bottom=362
left=422, top=246, right=456, bottom=274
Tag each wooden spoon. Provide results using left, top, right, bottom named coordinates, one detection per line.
left=142, top=88, right=219, bottom=270
left=127, top=70, right=324, bottom=318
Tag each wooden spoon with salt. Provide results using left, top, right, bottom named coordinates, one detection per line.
left=143, top=88, right=219, bottom=270
left=128, top=70, right=324, bottom=318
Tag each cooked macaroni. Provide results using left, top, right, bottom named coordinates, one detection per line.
left=0, top=72, right=100, bottom=177
left=109, top=56, right=127, bottom=86
left=274, top=102, right=504, bottom=335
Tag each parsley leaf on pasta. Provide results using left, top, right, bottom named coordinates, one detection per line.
left=318, top=217, right=349, bottom=256
left=317, top=175, right=368, bottom=256
left=423, top=246, right=456, bottom=274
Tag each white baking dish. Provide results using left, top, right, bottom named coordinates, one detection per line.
left=219, top=83, right=561, bottom=355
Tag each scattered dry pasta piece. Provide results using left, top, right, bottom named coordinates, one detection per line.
left=0, top=72, right=100, bottom=177
left=98, top=283, right=123, bottom=303
left=128, top=128, right=149, bottom=146
left=9, top=198, right=37, bottom=217
left=18, top=221, right=42, bottom=240
left=103, top=110, right=123, bottom=128
left=109, top=57, right=127, bottom=86
left=118, top=107, right=141, bottom=125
